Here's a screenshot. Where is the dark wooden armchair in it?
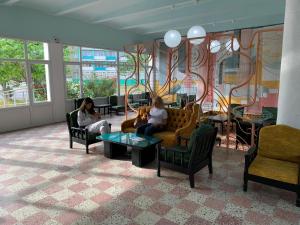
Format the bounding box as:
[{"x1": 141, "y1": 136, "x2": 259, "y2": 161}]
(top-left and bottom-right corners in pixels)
[
  {"x1": 74, "y1": 98, "x2": 85, "y2": 110},
  {"x1": 109, "y1": 95, "x2": 125, "y2": 115},
  {"x1": 157, "y1": 124, "x2": 218, "y2": 188},
  {"x1": 66, "y1": 110, "x2": 111, "y2": 154}
]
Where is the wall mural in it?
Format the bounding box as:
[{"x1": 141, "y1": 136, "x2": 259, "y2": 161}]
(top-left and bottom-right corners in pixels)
[{"x1": 123, "y1": 25, "x2": 283, "y2": 150}]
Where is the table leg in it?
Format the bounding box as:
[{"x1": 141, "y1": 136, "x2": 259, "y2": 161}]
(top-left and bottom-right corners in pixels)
[
  {"x1": 132, "y1": 145, "x2": 156, "y2": 167},
  {"x1": 104, "y1": 142, "x2": 127, "y2": 158}
]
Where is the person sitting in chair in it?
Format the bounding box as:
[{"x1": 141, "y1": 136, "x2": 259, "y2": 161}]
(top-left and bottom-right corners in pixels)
[
  {"x1": 77, "y1": 97, "x2": 111, "y2": 134},
  {"x1": 136, "y1": 96, "x2": 168, "y2": 136}
]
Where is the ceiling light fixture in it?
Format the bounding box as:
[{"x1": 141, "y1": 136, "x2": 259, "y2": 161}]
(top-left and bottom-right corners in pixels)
[
  {"x1": 164, "y1": 25, "x2": 206, "y2": 48},
  {"x1": 209, "y1": 40, "x2": 221, "y2": 53},
  {"x1": 164, "y1": 30, "x2": 182, "y2": 48},
  {"x1": 226, "y1": 38, "x2": 240, "y2": 52}
]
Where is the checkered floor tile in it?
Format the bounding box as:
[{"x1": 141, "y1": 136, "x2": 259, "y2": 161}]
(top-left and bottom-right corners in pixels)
[{"x1": 0, "y1": 114, "x2": 300, "y2": 225}]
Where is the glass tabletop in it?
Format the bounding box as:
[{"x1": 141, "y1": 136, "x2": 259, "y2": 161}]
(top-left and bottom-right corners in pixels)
[
  {"x1": 97, "y1": 132, "x2": 162, "y2": 148},
  {"x1": 208, "y1": 114, "x2": 228, "y2": 122}
]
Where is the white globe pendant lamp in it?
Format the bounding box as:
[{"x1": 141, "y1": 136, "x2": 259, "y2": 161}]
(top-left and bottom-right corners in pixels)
[
  {"x1": 209, "y1": 40, "x2": 221, "y2": 53},
  {"x1": 187, "y1": 25, "x2": 206, "y2": 45},
  {"x1": 226, "y1": 38, "x2": 240, "y2": 52},
  {"x1": 164, "y1": 30, "x2": 182, "y2": 48}
]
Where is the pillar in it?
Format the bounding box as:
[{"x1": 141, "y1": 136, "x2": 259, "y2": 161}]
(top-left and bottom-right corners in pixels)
[{"x1": 277, "y1": 0, "x2": 300, "y2": 128}]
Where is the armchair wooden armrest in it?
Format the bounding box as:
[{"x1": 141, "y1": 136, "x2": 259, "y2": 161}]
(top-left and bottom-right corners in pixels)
[
  {"x1": 71, "y1": 126, "x2": 87, "y2": 131},
  {"x1": 244, "y1": 146, "x2": 257, "y2": 171},
  {"x1": 166, "y1": 145, "x2": 188, "y2": 153},
  {"x1": 158, "y1": 145, "x2": 189, "y2": 167}
]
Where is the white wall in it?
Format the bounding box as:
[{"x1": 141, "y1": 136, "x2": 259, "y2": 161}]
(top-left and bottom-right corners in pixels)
[{"x1": 0, "y1": 43, "x2": 66, "y2": 133}]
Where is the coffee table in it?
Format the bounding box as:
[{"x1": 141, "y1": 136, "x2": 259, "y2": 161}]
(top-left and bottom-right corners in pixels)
[{"x1": 97, "y1": 132, "x2": 162, "y2": 167}]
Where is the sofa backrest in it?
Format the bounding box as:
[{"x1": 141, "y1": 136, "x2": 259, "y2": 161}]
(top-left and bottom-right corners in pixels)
[
  {"x1": 138, "y1": 105, "x2": 197, "y2": 132},
  {"x1": 258, "y1": 125, "x2": 300, "y2": 163}
]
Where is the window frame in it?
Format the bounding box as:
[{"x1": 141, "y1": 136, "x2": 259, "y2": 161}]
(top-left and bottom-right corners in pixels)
[
  {"x1": 0, "y1": 37, "x2": 51, "y2": 109},
  {"x1": 63, "y1": 46, "x2": 151, "y2": 100}
]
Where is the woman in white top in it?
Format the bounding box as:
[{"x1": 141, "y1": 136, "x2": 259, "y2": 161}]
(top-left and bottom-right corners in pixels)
[
  {"x1": 77, "y1": 97, "x2": 110, "y2": 134},
  {"x1": 136, "y1": 96, "x2": 168, "y2": 136}
]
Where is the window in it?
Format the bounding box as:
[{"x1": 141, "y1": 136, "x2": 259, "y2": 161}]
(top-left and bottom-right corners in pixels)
[
  {"x1": 30, "y1": 63, "x2": 50, "y2": 103},
  {"x1": 119, "y1": 52, "x2": 147, "y2": 95},
  {"x1": 0, "y1": 37, "x2": 50, "y2": 108},
  {"x1": 65, "y1": 64, "x2": 80, "y2": 99},
  {"x1": 64, "y1": 46, "x2": 118, "y2": 99},
  {"x1": 27, "y1": 41, "x2": 49, "y2": 60}
]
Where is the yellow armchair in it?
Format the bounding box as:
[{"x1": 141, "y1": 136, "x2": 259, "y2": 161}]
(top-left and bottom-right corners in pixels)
[
  {"x1": 244, "y1": 125, "x2": 300, "y2": 206},
  {"x1": 121, "y1": 104, "x2": 199, "y2": 147}
]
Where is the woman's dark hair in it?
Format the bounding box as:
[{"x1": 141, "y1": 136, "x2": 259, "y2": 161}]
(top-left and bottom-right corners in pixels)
[{"x1": 79, "y1": 97, "x2": 95, "y2": 114}]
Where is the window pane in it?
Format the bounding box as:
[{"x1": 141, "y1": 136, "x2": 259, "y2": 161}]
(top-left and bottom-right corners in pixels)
[
  {"x1": 0, "y1": 61, "x2": 28, "y2": 108},
  {"x1": 82, "y1": 47, "x2": 117, "y2": 62},
  {"x1": 27, "y1": 41, "x2": 49, "y2": 60},
  {"x1": 119, "y1": 51, "x2": 134, "y2": 64},
  {"x1": 119, "y1": 62, "x2": 145, "y2": 95},
  {"x1": 0, "y1": 38, "x2": 25, "y2": 59},
  {"x1": 82, "y1": 63, "x2": 117, "y2": 97},
  {"x1": 65, "y1": 64, "x2": 80, "y2": 99},
  {"x1": 31, "y1": 64, "x2": 50, "y2": 103},
  {"x1": 64, "y1": 45, "x2": 80, "y2": 62}
]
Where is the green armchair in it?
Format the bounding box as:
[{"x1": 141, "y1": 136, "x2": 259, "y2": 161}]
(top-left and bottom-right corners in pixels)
[{"x1": 157, "y1": 124, "x2": 218, "y2": 188}]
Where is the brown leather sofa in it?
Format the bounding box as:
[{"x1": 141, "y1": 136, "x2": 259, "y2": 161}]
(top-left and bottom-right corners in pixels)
[{"x1": 121, "y1": 105, "x2": 199, "y2": 148}]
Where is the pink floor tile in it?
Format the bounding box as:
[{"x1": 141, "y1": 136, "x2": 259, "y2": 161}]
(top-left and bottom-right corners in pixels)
[
  {"x1": 22, "y1": 212, "x2": 50, "y2": 225},
  {"x1": 184, "y1": 216, "x2": 212, "y2": 225},
  {"x1": 176, "y1": 199, "x2": 199, "y2": 213},
  {"x1": 274, "y1": 208, "x2": 300, "y2": 224},
  {"x1": 155, "y1": 218, "x2": 178, "y2": 225},
  {"x1": 68, "y1": 182, "x2": 89, "y2": 193},
  {"x1": 204, "y1": 197, "x2": 226, "y2": 211},
  {"x1": 230, "y1": 195, "x2": 252, "y2": 208},
  {"x1": 245, "y1": 211, "x2": 272, "y2": 225},
  {"x1": 149, "y1": 202, "x2": 171, "y2": 216}
]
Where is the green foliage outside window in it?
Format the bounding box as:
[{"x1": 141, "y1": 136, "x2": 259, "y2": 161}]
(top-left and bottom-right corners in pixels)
[
  {"x1": 83, "y1": 74, "x2": 116, "y2": 98},
  {"x1": 0, "y1": 38, "x2": 48, "y2": 106}
]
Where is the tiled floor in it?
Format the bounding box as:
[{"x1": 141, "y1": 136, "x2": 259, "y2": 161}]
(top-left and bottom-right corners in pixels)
[{"x1": 0, "y1": 114, "x2": 300, "y2": 225}]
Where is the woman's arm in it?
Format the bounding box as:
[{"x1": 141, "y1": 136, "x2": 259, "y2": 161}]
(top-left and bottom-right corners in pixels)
[{"x1": 77, "y1": 111, "x2": 93, "y2": 127}]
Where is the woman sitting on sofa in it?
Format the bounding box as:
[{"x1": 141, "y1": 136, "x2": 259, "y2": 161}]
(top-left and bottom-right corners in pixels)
[
  {"x1": 136, "y1": 96, "x2": 168, "y2": 136},
  {"x1": 77, "y1": 97, "x2": 111, "y2": 134}
]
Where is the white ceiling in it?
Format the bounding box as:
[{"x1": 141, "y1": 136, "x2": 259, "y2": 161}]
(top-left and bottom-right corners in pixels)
[{"x1": 0, "y1": 0, "x2": 286, "y2": 38}]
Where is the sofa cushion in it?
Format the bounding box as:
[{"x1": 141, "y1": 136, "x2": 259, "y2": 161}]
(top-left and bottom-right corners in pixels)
[
  {"x1": 258, "y1": 125, "x2": 300, "y2": 164},
  {"x1": 249, "y1": 156, "x2": 299, "y2": 184},
  {"x1": 153, "y1": 131, "x2": 176, "y2": 148},
  {"x1": 166, "y1": 108, "x2": 192, "y2": 132}
]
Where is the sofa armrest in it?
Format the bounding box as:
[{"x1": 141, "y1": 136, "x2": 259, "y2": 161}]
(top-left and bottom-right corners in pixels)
[
  {"x1": 176, "y1": 136, "x2": 190, "y2": 146},
  {"x1": 175, "y1": 121, "x2": 196, "y2": 139},
  {"x1": 121, "y1": 118, "x2": 136, "y2": 132},
  {"x1": 244, "y1": 146, "x2": 257, "y2": 172}
]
